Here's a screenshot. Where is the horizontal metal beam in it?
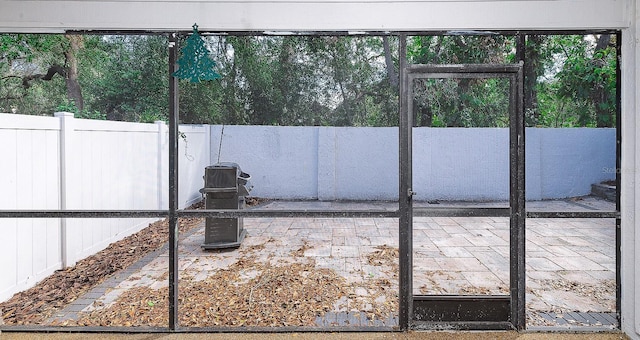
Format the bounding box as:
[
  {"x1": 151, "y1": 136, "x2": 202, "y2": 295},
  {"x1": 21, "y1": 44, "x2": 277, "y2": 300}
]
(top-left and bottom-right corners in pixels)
[
  {"x1": 526, "y1": 211, "x2": 620, "y2": 219},
  {"x1": 411, "y1": 321, "x2": 514, "y2": 331},
  {"x1": 178, "y1": 209, "x2": 399, "y2": 218},
  {"x1": 0, "y1": 209, "x2": 398, "y2": 219},
  {"x1": 413, "y1": 207, "x2": 510, "y2": 217},
  {"x1": 405, "y1": 29, "x2": 618, "y2": 36},
  {"x1": 407, "y1": 64, "x2": 523, "y2": 75},
  {"x1": 0, "y1": 210, "x2": 169, "y2": 218},
  {"x1": 0, "y1": 325, "x2": 397, "y2": 333},
  {"x1": 0, "y1": 209, "x2": 619, "y2": 219},
  {"x1": 63, "y1": 29, "x2": 619, "y2": 37}
]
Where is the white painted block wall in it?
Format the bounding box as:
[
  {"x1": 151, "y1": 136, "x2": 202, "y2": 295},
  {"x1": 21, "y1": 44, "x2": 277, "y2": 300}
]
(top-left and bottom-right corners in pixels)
[{"x1": 211, "y1": 125, "x2": 616, "y2": 201}]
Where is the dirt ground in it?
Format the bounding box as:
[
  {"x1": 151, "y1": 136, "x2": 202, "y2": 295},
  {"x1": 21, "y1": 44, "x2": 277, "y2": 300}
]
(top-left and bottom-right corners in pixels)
[{"x1": 0, "y1": 331, "x2": 629, "y2": 340}]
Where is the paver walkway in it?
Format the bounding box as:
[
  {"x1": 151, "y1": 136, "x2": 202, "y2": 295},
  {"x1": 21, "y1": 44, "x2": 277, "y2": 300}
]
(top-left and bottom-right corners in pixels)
[{"x1": 48, "y1": 197, "x2": 616, "y2": 329}]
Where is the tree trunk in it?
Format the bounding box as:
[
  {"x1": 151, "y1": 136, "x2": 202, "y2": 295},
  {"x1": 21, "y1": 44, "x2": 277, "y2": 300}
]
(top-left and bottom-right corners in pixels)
[
  {"x1": 64, "y1": 34, "x2": 84, "y2": 112},
  {"x1": 453, "y1": 77, "x2": 472, "y2": 127},
  {"x1": 382, "y1": 36, "x2": 398, "y2": 89},
  {"x1": 524, "y1": 35, "x2": 545, "y2": 125},
  {"x1": 592, "y1": 34, "x2": 613, "y2": 127},
  {"x1": 417, "y1": 101, "x2": 433, "y2": 127}
]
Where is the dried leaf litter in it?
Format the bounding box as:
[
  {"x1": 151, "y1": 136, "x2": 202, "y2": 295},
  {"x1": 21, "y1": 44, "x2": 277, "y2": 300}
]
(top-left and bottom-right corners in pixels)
[
  {"x1": 64, "y1": 242, "x2": 399, "y2": 327},
  {"x1": 0, "y1": 202, "x2": 205, "y2": 325}
]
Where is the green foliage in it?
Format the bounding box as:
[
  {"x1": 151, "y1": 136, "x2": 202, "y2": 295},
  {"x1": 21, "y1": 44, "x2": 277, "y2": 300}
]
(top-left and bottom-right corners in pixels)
[
  {"x1": 525, "y1": 35, "x2": 616, "y2": 127},
  {"x1": 0, "y1": 34, "x2": 69, "y2": 114},
  {"x1": 407, "y1": 34, "x2": 616, "y2": 128},
  {"x1": 56, "y1": 99, "x2": 106, "y2": 120},
  {"x1": 408, "y1": 35, "x2": 514, "y2": 65},
  {"x1": 413, "y1": 77, "x2": 509, "y2": 128},
  {"x1": 82, "y1": 35, "x2": 169, "y2": 122},
  {"x1": 210, "y1": 35, "x2": 397, "y2": 126},
  {"x1": 408, "y1": 35, "x2": 514, "y2": 127},
  {"x1": 0, "y1": 33, "x2": 616, "y2": 128},
  {"x1": 1, "y1": 35, "x2": 33, "y2": 62},
  {"x1": 0, "y1": 34, "x2": 68, "y2": 64},
  {"x1": 555, "y1": 36, "x2": 616, "y2": 127}
]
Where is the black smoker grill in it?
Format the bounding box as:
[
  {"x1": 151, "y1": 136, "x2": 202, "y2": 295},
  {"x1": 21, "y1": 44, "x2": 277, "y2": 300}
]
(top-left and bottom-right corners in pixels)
[{"x1": 200, "y1": 162, "x2": 252, "y2": 249}]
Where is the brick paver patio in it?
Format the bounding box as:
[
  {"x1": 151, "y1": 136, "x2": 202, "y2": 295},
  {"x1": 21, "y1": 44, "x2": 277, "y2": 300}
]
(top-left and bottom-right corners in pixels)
[{"x1": 48, "y1": 197, "x2": 616, "y2": 329}]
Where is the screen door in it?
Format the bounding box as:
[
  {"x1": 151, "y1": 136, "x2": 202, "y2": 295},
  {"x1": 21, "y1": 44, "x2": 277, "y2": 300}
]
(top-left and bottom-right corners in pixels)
[{"x1": 402, "y1": 64, "x2": 525, "y2": 330}]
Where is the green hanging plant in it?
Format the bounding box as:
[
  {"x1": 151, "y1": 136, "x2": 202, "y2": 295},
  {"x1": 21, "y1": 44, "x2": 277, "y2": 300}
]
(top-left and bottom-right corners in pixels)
[{"x1": 172, "y1": 23, "x2": 222, "y2": 83}]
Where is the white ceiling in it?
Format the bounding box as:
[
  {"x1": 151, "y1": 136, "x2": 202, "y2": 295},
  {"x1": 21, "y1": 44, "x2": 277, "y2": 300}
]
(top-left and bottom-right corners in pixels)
[{"x1": 0, "y1": 0, "x2": 630, "y2": 33}]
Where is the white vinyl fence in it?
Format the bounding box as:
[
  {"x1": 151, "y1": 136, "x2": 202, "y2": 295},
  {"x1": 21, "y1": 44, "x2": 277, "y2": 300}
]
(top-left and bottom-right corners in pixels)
[
  {"x1": 0, "y1": 114, "x2": 615, "y2": 303},
  {"x1": 0, "y1": 113, "x2": 209, "y2": 303}
]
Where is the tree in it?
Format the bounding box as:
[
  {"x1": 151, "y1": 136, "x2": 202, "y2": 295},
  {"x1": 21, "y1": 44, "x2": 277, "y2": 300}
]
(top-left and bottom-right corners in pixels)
[
  {"x1": 407, "y1": 35, "x2": 515, "y2": 127},
  {"x1": 558, "y1": 34, "x2": 616, "y2": 127},
  {"x1": 83, "y1": 35, "x2": 169, "y2": 121},
  {"x1": 303, "y1": 36, "x2": 397, "y2": 126},
  {"x1": 1, "y1": 34, "x2": 65, "y2": 114},
  {"x1": 1, "y1": 33, "x2": 616, "y2": 128},
  {"x1": 536, "y1": 35, "x2": 617, "y2": 127},
  {"x1": 0, "y1": 34, "x2": 86, "y2": 113}
]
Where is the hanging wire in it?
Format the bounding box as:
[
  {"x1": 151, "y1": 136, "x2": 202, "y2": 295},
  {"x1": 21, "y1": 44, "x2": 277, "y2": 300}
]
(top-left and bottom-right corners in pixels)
[
  {"x1": 183, "y1": 137, "x2": 195, "y2": 161},
  {"x1": 217, "y1": 124, "x2": 225, "y2": 163}
]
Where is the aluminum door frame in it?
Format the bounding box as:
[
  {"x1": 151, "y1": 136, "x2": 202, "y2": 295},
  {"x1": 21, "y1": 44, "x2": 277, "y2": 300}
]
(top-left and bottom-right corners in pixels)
[{"x1": 398, "y1": 61, "x2": 525, "y2": 330}]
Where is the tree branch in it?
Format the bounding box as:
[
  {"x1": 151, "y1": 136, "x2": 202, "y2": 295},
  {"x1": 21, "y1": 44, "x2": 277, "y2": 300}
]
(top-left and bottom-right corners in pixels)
[
  {"x1": 1, "y1": 94, "x2": 25, "y2": 101},
  {"x1": 1, "y1": 75, "x2": 23, "y2": 81},
  {"x1": 21, "y1": 64, "x2": 66, "y2": 89}
]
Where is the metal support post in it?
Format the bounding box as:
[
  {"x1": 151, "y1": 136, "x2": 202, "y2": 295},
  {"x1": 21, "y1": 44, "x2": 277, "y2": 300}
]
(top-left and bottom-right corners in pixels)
[
  {"x1": 398, "y1": 33, "x2": 413, "y2": 331},
  {"x1": 511, "y1": 35, "x2": 526, "y2": 330},
  {"x1": 615, "y1": 30, "x2": 622, "y2": 326},
  {"x1": 168, "y1": 33, "x2": 180, "y2": 330}
]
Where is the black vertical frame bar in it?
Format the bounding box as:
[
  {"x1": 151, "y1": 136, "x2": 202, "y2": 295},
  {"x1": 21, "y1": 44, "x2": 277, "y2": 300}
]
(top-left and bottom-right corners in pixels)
[
  {"x1": 615, "y1": 30, "x2": 622, "y2": 326},
  {"x1": 398, "y1": 33, "x2": 413, "y2": 331},
  {"x1": 509, "y1": 55, "x2": 526, "y2": 330},
  {"x1": 168, "y1": 33, "x2": 180, "y2": 330},
  {"x1": 515, "y1": 33, "x2": 525, "y2": 68}
]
